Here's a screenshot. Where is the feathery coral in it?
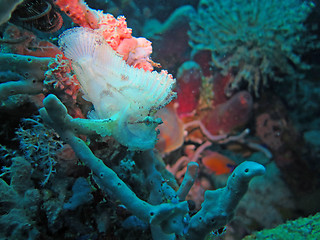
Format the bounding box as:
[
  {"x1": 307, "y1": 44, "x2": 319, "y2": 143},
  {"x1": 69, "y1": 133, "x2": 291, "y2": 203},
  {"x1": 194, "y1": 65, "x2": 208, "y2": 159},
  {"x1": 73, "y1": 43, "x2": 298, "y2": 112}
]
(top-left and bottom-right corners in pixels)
[{"x1": 189, "y1": 0, "x2": 316, "y2": 96}]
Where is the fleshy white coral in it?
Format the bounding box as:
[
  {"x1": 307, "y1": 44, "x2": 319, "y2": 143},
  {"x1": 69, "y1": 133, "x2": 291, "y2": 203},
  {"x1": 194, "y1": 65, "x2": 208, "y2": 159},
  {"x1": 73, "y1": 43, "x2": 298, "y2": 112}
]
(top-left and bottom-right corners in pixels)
[{"x1": 189, "y1": 0, "x2": 317, "y2": 96}]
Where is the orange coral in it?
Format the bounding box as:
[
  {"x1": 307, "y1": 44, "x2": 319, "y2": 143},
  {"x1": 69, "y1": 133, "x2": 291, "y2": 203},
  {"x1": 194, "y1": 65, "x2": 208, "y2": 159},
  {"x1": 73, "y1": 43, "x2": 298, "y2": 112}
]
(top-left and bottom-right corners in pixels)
[
  {"x1": 54, "y1": 0, "x2": 99, "y2": 29},
  {"x1": 44, "y1": 54, "x2": 80, "y2": 100},
  {"x1": 54, "y1": 0, "x2": 154, "y2": 71},
  {"x1": 97, "y1": 14, "x2": 132, "y2": 50}
]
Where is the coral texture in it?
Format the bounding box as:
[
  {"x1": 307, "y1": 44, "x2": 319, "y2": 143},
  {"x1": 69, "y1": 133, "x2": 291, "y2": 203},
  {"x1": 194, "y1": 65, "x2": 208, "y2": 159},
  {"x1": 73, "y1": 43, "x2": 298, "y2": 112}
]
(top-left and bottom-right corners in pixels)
[
  {"x1": 189, "y1": 0, "x2": 316, "y2": 96},
  {"x1": 243, "y1": 212, "x2": 320, "y2": 240},
  {"x1": 55, "y1": 0, "x2": 155, "y2": 71},
  {"x1": 38, "y1": 94, "x2": 265, "y2": 240}
]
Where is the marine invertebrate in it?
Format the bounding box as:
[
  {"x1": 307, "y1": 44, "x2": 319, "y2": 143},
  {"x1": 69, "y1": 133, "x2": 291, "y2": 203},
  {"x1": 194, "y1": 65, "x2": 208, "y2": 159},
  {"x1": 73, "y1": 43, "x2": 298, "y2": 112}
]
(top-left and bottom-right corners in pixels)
[
  {"x1": 243, "y1": 212, "x2": 320, "y2": 239},
  {"x1": 189, "y1": 0, "x2": 316, "y2": 96},
  {"x1": 10, "y1": 0, "x2": 63, "y2": 33},
  {"x1": 186, "y1": 161, "x2": 265, "y2": 240},
  {"x1": 0, "y1": 24, "x2": 62, "y2": 57},
  {"x1": 15, "y1": 116, "x2": 63, "y2": 185},
  {"x1": 55, "y1": 0, "x2": 156, "y2": 71},
  {"x1": 54, "y1": 0, "x2": 100, "y2": 29},
  {"x1": 44, "y1": 54, "x2": 80, "y2": 101},
  {"x1": 40, "y1": 94, "x2": 190, "y2": 237},
  {"x1": 175, "y1": 61, "x2": 202, "y2": 117},
  {"x1": 58, "y1": 27, "x2": 176, "y2": 150},
  {"x1": 40, "y1": 93, "x2": 265, "y2": 239},
  {"x1": 201, "y1": 91, "x2": 253, "y2": 135},
  {"x1": 0, "y1": 53, "x2": 51, "y2": 104}
]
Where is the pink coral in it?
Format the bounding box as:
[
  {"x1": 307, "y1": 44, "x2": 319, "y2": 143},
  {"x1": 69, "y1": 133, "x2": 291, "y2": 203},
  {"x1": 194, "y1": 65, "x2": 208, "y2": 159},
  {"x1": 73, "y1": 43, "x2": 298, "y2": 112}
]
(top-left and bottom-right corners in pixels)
[
  {"x1": 54, "y1": 0, "x2": 154, "y2": 71},
  {"x1": 54, "y1": 0, "x2": 99, "y2": 29},
  {"x1": 97, "y1": 13, "x2": 132, "y2": 50},
  {"x1": 126, "y1": 37, "x2": 153, "y2": 71},
  {"x1": 44, "y1": 54, "x2": 80, "y2": 100}
]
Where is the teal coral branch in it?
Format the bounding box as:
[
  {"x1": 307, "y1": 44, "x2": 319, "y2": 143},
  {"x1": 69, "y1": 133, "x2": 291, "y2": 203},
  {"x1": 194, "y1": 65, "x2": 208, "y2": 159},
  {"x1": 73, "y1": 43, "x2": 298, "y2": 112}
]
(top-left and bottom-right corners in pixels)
[
  {"x1": 39, "y1": 94, "x2": 189, "y2": 235},
  {"x1": 0, "y1": 79, "x2": 43, "y2": 102},
  {"x1": 0, "y1": 53, "x2": 51, "y2": 103},
  {"x1": 40, "y1": 94, "x2": 266, "y2": 240},
  {"x1": 177, "y1": 162, "x2": 199, "y2": 201},
  {"x1": 186, "y1": 161, "x2": 265, "y2": 240}
]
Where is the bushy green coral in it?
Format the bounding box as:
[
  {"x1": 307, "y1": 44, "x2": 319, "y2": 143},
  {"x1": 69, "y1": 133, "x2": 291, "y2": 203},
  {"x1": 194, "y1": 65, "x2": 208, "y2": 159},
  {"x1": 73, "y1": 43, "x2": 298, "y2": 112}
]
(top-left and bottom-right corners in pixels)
[
  {"x1": 243, "y1": 212, "x2": 320, "y2": 240},
  {"x1": 189, "y1": 0, "x2": 317, "y2": 96}
]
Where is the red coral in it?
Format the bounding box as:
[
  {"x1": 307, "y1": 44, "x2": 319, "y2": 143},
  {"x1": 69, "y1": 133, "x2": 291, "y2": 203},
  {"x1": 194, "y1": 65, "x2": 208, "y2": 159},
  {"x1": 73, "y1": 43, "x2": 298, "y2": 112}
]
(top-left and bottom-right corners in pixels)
[
  {"x1": 201, "y1": 91, "x2": 253, "y2": 135},
  {"x1": 212, "y1": 73, "x2": 233, "y2": 106},
  {"x1": 175, "y1": 61, "x2": 202, "y2": 117}
]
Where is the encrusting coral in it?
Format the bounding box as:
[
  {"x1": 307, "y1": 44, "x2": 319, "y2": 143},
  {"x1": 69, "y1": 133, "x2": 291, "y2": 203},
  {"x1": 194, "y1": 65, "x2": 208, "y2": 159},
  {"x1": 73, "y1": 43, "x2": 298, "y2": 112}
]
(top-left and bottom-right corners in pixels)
[{"x1": 243, "y1": 212, "x2": 320, "y2": 240}]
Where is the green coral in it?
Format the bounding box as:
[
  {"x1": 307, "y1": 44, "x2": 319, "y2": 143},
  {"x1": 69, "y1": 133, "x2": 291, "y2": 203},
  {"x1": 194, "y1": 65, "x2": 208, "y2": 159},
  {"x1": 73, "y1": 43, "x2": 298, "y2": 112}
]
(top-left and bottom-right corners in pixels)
[
  {"x1": 243, "y1": 212, "x2": 320, "y2": 240},
  {"x1": 189, "y1": 0, "x2": 317, "y2": 96}
]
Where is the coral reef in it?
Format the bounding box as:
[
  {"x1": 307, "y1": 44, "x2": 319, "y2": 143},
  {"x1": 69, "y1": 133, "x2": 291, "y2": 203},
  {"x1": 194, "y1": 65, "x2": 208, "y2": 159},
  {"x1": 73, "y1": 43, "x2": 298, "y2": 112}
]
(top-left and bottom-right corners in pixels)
[
  {"x1": 0, "y1": 0, "x2": 320, "y2": 239},
  {"x1": 39, "y1": 93, "x2": 265, "y2": 239}
]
